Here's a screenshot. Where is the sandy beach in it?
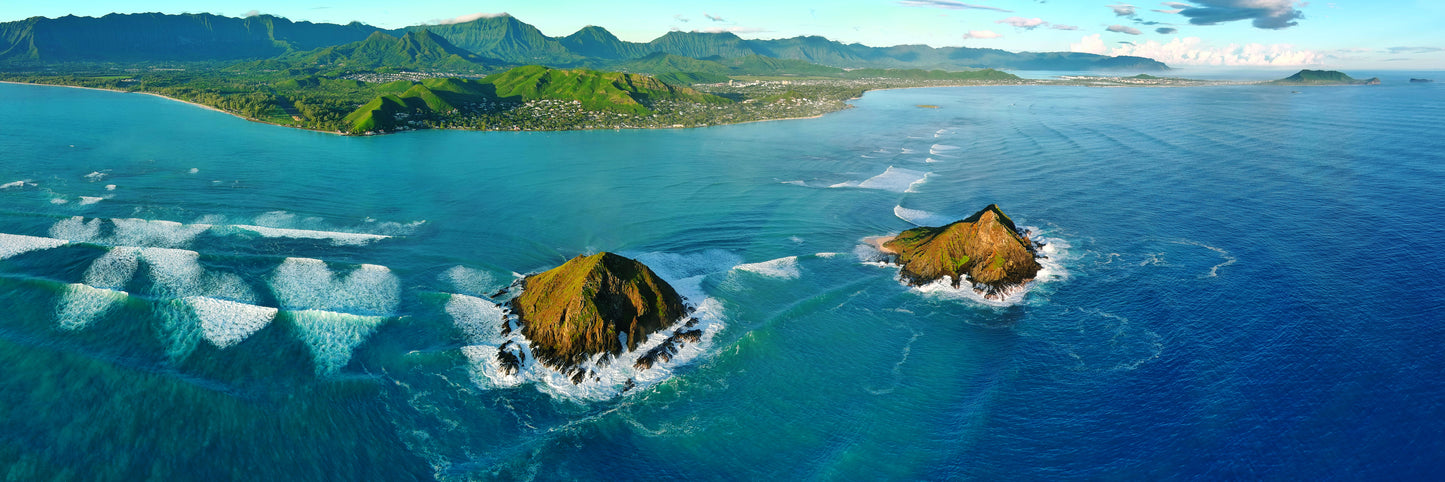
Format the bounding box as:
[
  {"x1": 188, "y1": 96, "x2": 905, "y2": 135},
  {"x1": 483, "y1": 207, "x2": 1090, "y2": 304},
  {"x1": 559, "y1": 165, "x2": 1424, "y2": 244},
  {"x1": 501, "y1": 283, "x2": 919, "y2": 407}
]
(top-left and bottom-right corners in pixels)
[{"x1": 862, "y1": 235, "x2": 900, "y2": 254}]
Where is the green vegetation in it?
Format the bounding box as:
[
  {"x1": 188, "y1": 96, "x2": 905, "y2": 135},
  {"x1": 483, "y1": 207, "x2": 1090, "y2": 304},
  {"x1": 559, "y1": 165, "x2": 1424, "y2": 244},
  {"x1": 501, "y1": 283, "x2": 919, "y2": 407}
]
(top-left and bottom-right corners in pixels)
[{"x1": 884, "y1": 204, "x2": 1042, "y2": 295}]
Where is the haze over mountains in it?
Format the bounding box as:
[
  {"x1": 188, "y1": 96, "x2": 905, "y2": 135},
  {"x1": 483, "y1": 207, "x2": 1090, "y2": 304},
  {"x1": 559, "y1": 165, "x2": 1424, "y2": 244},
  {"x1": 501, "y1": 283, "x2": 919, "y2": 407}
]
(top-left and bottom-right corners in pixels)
[{"x1": 0, "y1": 12, "x2": 1169, "y2": 72}]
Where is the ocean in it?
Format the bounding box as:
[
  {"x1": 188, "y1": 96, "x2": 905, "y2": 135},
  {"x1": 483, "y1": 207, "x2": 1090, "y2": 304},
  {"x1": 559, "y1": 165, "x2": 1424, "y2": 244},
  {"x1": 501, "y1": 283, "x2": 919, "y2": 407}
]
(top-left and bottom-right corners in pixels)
[{"x1": 0, "y1": 74, "x2": 1442, "y2": 480}]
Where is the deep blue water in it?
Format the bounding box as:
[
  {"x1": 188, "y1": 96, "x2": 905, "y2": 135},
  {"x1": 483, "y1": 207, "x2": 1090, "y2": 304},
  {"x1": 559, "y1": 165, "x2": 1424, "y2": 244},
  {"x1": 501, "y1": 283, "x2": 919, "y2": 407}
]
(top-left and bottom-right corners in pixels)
[{"x1": 1, "y1": 76, "x2": 1442, "y2": 480}]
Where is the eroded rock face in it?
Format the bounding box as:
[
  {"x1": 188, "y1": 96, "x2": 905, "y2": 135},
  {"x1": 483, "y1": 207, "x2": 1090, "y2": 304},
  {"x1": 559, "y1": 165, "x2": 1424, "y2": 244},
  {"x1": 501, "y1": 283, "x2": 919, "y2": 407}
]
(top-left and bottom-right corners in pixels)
[
  {"x1": 883, "y1": 204, "x2": 1043, "y2": 297},
  {"x1": 510, "y1": 252, "x2": 686, "y2": 371}
]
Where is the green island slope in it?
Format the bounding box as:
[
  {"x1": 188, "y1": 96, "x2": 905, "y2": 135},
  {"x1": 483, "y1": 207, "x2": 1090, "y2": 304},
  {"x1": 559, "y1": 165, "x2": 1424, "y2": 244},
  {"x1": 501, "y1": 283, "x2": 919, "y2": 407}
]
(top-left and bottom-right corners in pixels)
[
  {"x1": 510, "y1": 253, "x2": 687, "y2": 374},
  {"x1": 340, "y1": 66, "x2": 729, "y2": 133},
  {"x1": 883, "y1": 204, "x2": 1043, "y2": 298}
]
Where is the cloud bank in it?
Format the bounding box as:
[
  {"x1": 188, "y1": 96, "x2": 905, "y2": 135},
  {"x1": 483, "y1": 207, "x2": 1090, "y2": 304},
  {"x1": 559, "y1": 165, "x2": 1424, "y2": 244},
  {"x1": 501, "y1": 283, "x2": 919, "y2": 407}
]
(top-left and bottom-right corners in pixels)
[
  {"x1": 436, "y1": 12, "x2": 509, "y2": 25},
  {"x1": 1072, "y1": 34, "x2": 1323, "y2": 66},
  {"x1": 897, "y1": 0, "x2": 1013, "y2": 12},
  {"x1": 963, "y1": 30, "x2": 1004, "y2": 39},
  {"x1": 1172, "y1": 0, "x2": 1305, "y2": 29}
]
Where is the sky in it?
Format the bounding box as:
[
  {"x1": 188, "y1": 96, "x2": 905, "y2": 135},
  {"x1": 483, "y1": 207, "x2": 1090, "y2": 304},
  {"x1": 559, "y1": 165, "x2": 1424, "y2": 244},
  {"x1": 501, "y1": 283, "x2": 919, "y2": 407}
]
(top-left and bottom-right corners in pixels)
[{"x1": 2, "y1": 0, "x2": 1441, "y2": 69}]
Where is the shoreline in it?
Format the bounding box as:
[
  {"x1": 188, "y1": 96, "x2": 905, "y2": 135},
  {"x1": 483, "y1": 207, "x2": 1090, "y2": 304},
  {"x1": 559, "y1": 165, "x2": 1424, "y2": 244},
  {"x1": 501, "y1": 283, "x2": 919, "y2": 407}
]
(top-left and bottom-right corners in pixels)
[{"x1": 862, "y1": 235, "x2": 900, "y2": 255}]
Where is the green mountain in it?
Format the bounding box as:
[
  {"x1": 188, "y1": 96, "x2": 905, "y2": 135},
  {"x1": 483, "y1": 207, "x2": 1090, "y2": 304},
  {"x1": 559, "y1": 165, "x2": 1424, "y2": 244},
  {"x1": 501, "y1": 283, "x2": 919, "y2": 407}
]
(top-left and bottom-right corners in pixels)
[
  {"x1": 1270, "y1": 69, "x2": 1380, "y2": 85},
  {"x1": 268, "y1": 30, "x2": 500, "y2": 73},
  {"x1": 610, "y1": 52, "x2": 845, "y2": 84},
  {"x1": 341, "y1": 66, "x2": 728, "y2": 133},
  {"x1": 0, "y1": 13, "x2": 376, "y2": 62},
  {"x1": 0, "y1": 12, "x2": 1171, "y2": 72},
  {"x1": 404, "y1": 15, "x2": 582, "y2": 65},
  {"x1": 559, "y1": 26, "x2": 647, "y2": 60}
]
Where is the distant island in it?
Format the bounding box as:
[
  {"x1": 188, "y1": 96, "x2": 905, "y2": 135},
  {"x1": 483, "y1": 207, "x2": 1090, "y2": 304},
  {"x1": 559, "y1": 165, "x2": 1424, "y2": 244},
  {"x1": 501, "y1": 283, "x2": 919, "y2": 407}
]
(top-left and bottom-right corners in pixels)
[
  {"x1": 1269, "y1": 69, "x2": 1381, "y2": 86},
  {"x1": 1410, "y1": 78, "x2": 1434, "y2": 83}
]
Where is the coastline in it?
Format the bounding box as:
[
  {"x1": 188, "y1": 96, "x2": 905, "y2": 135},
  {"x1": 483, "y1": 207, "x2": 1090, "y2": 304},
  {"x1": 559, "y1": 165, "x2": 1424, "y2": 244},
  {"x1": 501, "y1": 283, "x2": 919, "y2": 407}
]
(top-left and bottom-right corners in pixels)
[
  {"x1": 0, "y1": 80, "x2": 347, "y2": 136},
  {"x1": 862, "y1": 235, "x2": 900, "y2": 254}
]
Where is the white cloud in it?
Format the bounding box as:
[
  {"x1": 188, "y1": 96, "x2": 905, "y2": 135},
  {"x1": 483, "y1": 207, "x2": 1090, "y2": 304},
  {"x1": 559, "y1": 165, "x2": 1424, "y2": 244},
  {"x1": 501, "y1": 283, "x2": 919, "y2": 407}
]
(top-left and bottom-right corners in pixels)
[
  {"x1": 1108, "y1": 25, "x2": 1144, "y2": 35},
  {"x1": 1051, "y1": 24, "x2": 1081, "y2": 30},
  {"x1": 1110, "y1": 4, "x2": 1138, "y2": 16},
  {"x1": 705, "y1": 13, "x2": 726, "y2": 22},
  {"x1": 963, "y1": 30, "x2": 1003, "y2": 39},
  {"x1": 436, "y1": 12, "x2": 509, "y2": 25},
  {"x1": 697, "y1": 26, "x2": 768, "y2": 34},
  {"x1": 1071, "y1": 33, "x2": 1324, "y2": 66},
  {"x1": 997, "y1": 17, "x2": 1048, "y2": 29}
]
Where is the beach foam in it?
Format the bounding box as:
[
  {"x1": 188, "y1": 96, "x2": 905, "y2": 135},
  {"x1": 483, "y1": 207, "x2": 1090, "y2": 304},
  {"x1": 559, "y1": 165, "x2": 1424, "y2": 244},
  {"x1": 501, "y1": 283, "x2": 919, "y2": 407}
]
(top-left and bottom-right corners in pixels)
[
  {"x1": 0, "y1": 233, "x2": 69, "y2": 259},
  {"x1": 733, "y1": 256, "x2": 801, "y2": 279},
  {"x1": 54, "y1": 284, "x2": 129, "y2": 330},
  {"x1": 187, "y1": 296, "x2": 278, "y2": 348},
  {"x1": 290, "y1": 309, "x2": 387, "y2": 375}
]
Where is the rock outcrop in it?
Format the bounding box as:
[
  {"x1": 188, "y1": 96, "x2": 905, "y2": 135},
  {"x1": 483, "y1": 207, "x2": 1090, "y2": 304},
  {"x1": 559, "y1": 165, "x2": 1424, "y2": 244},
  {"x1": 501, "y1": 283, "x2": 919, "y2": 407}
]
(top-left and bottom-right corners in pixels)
[
  {"x1": 882, "y1": 204, "x2": 1043, "y2": 298},
  {"x1": 510, "y1": 252, "x2": 686, "y2": 372}
]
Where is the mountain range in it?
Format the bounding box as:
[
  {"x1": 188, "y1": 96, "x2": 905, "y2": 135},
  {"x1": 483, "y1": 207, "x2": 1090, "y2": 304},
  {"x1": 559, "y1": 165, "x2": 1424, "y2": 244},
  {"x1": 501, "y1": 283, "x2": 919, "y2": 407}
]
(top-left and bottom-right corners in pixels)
[{"x1": 0, "y1": 12, "x2": 1169, "y2": 72}]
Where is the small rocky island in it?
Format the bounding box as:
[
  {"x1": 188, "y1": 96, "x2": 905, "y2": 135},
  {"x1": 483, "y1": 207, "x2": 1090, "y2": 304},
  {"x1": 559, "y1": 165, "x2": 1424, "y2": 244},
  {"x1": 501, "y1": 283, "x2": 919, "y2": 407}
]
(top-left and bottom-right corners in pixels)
[
  {"x1": 507, "y1": 252, "x2": 699, "y2": 383},
  {"x1": 876, "y1": 204, "x2": 1044, "y2": 299}
]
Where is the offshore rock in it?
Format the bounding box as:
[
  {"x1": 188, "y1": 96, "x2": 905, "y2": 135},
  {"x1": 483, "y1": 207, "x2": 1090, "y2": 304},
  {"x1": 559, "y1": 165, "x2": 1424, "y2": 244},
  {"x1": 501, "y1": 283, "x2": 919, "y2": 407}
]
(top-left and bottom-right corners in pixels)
[
  {"x1": 882, "y1": 204, "x2": 1043, "y2": 298},
  {"x1": 511, "y1": 252, "x2": 686, "y2": 373}
]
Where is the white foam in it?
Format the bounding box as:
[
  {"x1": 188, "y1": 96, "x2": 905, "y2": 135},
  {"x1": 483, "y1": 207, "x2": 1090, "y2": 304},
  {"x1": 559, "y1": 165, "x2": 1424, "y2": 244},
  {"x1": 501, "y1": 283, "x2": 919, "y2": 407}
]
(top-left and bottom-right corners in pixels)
[
  {"x1": 733, "y1": 256, "x2": 801, "y2": 279},
  {"x1": 461, "y1": 344, "x2": 526, "y2": 388},
  {"x1": 83, "y1": 171, "x2": 107, "y2": 182},
  {"x1": 229, "y1": 224, "x2": 389, "y2": 246},
  {"x1": 111, "y1": 218, "x2": 212, "y2": 248},
  {"x1": 50, "y1": 198, "x2": 69, "y2": 205},
  {"x1": 446, "y1": 294, "x2": 507, "y2": 344},
  {"x1": 781, "y1": 180, "x2": 808, "y2": 187},
  {"x1": 188, "y1": 168, "x2": 199, "y2": 174},
  {"x1": 0, "y1": 233, "x2": 68, "y2": 259},
  {"x1": 904, "y1": 172, "x2": 933, "y2": 193},
  {"x1": 893, "y1": 205, "x2": 955, "y2": 227},
  {"x1": 290, "y1": 309, "x2": 387, "y2": 375},
  {"x1": 0, "y1": 180, "x2": 26, "y2": 189},
  {"x1": 855, "y1": 166, "x2": 930, "y2": 192},
  {"x1": 1174, "y1": 241, "x2": 1236, "y2": 277},
  {"x1": 929, "y1": 144, "x2": 960, "y2": 156},
  {"x1": 83, "y1": 247, "x2": 140, "y2": 289},
  {"x1": 901, "y1": 148, "x2": 918, "y2": 154},
  {"x1": 49, "y1": 217, "x2": 102, "y2": 243},
  {"x1": 138, "y1": 247, "x2": 257, "y2": 303},
  {"x1": 270, "y1": 258, "x2": 399, "y2": 315},
  {"x1": 54, "y1": 283, "x2": 128, "y2": 330},
  {"x1": 104, "y1": 184, "x2": 116, "y2": 191},
  {"x1": 78, "y1": 196, "x2": 103, "y2": 206},
  {"x1": 187, "y1": 296, "x2": 278, "y2": 348},
  {"x1": 925, "y1": 157, "x2": 942, "y2": 163},
  {"x1": 443, "y1": 266, "x2": 497, "y2": 296}
]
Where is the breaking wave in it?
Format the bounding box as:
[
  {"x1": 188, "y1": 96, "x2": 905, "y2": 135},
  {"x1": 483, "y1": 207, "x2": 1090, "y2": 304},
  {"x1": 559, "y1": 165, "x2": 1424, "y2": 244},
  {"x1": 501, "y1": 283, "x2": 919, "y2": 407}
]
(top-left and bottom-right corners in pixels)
[
  {"x1": 187, "y1": 296, "x2": 278, "y2": 349},
  {"x1": 270, "y1": 258, "x2": 400, "y2": 316},
  {"x1": 0, "y1": 233, "x2": 68, "y2": 259},
  {"x1": 831, "y1": 166, "x2": 930, "y2": 193},
  {"x1": 892, "y1": 206, "x2": 955, "y2": 227},
  {"x1": 55, "y1": 284, "x2": 129, "y2": 331},
  {"x1": 732, "y1": 256, "x2": 801, "y2": 279},
  {"x1": 289, "y1": 309, "x2": 387, "y2": 375}
]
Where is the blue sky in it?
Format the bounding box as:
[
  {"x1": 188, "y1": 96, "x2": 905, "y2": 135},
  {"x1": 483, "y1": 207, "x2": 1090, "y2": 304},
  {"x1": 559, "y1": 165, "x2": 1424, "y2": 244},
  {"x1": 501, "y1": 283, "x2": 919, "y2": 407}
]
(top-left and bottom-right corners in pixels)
[{"x1": 4, "y1": 1, "x2": 1441, "y2": 69}]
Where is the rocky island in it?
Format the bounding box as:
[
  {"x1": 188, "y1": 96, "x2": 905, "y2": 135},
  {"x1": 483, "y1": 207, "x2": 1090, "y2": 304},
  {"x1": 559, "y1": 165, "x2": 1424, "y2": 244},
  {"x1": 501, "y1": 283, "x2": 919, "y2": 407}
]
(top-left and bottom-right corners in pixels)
[
  {"x1": 507, "y1": 252, "x2": 698, "y2": 383},
  {"x1": 1269, "y1": 69, "x2": 1380, "y2": 85},
  {"x1": 876, "y1": 204, "x2": 1044, "y2": 299}
]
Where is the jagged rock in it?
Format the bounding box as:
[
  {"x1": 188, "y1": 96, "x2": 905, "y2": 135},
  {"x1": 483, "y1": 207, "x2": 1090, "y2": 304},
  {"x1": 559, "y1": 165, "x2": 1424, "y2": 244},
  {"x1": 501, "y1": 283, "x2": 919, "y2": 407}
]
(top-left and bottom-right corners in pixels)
[
  {"x1": 882, "y1": 204, "x2": 1043, "y2": 298},
  {"x1": 511, "y1": 252, "x2": 686, "y2": 373},
  {"x1": 633, "y1": 328, "x2": 703, "y2": 370}
]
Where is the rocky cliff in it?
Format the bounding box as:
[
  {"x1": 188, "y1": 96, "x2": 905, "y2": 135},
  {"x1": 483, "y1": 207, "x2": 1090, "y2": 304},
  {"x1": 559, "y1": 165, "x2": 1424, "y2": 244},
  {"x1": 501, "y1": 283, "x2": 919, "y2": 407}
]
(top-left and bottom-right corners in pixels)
[{"x1": 510, "y1": 252, "x2": 686, "y2": 371}]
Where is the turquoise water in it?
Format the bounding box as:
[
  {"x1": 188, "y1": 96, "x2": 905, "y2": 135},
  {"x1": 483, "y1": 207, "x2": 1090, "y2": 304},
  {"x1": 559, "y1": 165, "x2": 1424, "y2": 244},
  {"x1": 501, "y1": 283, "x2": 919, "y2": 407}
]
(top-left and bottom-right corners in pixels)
[{"x1": 1, "y1": 76, "x2": 1443, "y2": 479}]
